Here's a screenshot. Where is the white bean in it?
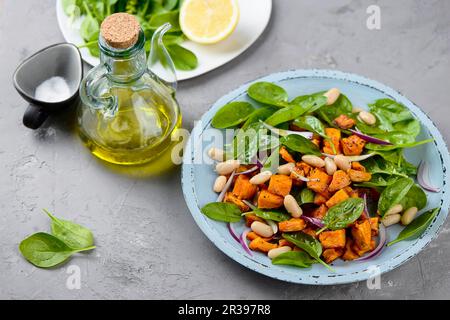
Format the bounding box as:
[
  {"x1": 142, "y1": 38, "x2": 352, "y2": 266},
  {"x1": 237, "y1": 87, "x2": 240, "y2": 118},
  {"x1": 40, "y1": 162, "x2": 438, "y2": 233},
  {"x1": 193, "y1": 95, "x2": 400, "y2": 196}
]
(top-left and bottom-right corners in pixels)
[
  {"x1": 352, "y1": 107, "x2": 364, "y2": 113},
  {"x1": 302, "y1": 155, "x2": 325, "y2": 168},
  {"x1": 213, "y1": 176, "x2": 227, "y2": 193},
  {"x1": 268, "y1": 246, "x2": 292, "y2": 259},
  {"x1": 324, "y1": 157, "x2": 337, "y2": 175},
  {"x1": 358, "y1": 111, "x2": 377, "y2": 125},
  {"x1": 381, "y1": 214, "x2": 401, "y2": 227},
  {"x1": 277, "y1": 162, "x2": 295, "y2": 175},
  {"x1": 401, "y1": 207, "x2": 418, "y2": 226},
  {"x1": 215, "y1": 160, "x2": 240, "y2": 175},
  {"x1": 284, "y1": 194, "x2": 303, "y2": 218},
  {"x1": 207, "y1": 147, "x2": 224, "y2": 161},
  {"x1": 323, "y1": 88, "x2": 340, "y2": 105},
  {"x1": 385, "y1": 204, "x2": 403, "y2": 216},
  {"x1": 250, "y1": 171, "x2": 272, "y2": 185},
  {"x1": 251, "y1": 221, "x2": 274, "y2": 238},
  {"x1": 333, "y1": 154, "x2": 351, "y2": 171}
]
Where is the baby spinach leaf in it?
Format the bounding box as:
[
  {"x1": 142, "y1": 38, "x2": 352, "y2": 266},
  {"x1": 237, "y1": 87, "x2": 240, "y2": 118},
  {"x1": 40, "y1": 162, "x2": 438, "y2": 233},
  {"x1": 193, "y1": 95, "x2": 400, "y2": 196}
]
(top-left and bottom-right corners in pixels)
[
  {"x1": 368, "y1": 99, "x2": 413, "y2": 129},
  {"x1": 378, "y1": 177, "x2": 414, "y2": 216},
  {"x1": 201, "y1": 202, "x2": 242, "y2": 222},
  {"x1": 321, "y1": 198, "x2": 364, "y2": 231},
  {"x1": 387, "y1": 207, "x2": 439, "y2": 246},
  {"x1": 292, "y1": 115, "x2": 327, "y2": 138},
  {"x1": 272, "y1": 251, "x2": 316, "y2": 268},
  {"x1": 282, "y1": 233, "x2": 334, "y2": 271},
  {"x1": 166, "y1": 44, "x2": 198, "y2": 71},
  {"x1": 297, "y1": 188, "x2": 315, "y2": 204},
  {"x1": 265, "y1": 104, "x2": 309, "y2": 126},
  {"x1": 44, "y1": 209, "x2": 94, "y2": 250},
  {"x1": 263, "y1": 147, "x2": 281, "y2": 173},
  {"x1": 212, "y1": 102, "x2": 255, "y2": 129},
  {"x1": 252, "y1": 209, "x2": 290, "y2": 222},
  {"x1": 19, "y1": 233, "x2": 95, "y2": 268},
  {"x1": 281, "y1": 135, "x2": 321, "y2": 156},
  {"x1": 398, "y1": 184, "x2": 427, "y2": 211},
  {"x1": 247, "y1": 82, "x2": 288, "y2": 107},
  {"x1": 316, "y1": 93, "x2": 353, "y2": 126},
  {"x1": 148, "y1": 11, "x2": 181, "y2": 31},
  {"x1": 242, "y1": 106, "x2": 278, "y2": 130},
  {"x1": 366, "y1": 139, "x2": 433, "y2": 151},
  {"x1": 80, "y1": 15, "x2": 99, "y2": 42}
]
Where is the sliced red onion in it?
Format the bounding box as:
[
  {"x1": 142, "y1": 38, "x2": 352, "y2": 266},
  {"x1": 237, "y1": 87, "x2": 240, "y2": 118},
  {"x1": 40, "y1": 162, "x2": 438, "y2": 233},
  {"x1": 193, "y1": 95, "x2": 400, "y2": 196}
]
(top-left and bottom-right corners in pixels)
[
  {"x1": 256, "y1": 159, "x2": 264, "y2": 169},
  {"x1": 301, "y1": 216, "x2": 325, "y2": 228},
  {"x1": 239, "y1": 229, "x2": 253, "y2": 256},
  {"x1": 266, "y1": 219, "x2": 278, "y2": 234},
  {"x1": 321, "y1": 152, "x2": 375, "y2": 162},
  {"x1": 291, "y1": 170, "x2": 319, "y2": 182},
  {"x1": 355, "y1": 224, "x2": 386, "y2": 261},
  {"x1": 260, "y1": 121, "x2": 313, "y2": 139},
  {"x1": 350, "y1": 128, "x2": 393, "y2": 145},
  {"x1": 242, "y1": 199, "x2": 258, "y2": 211},
  {"x1": 235, "y1": 165, "x2": 259, "y2": 176},
  {"x1": 216, "y1": 170, "x2": 236, "y2": 202},
  {"x1": 417, "y1": 160, "x2": 441, "y2": 192},
  {"x1": 228, "y1": 223, "x2": 240, "y2": 243},
  {"x1": 362, "y1": 193, "x2": 369, "y2": 220}
]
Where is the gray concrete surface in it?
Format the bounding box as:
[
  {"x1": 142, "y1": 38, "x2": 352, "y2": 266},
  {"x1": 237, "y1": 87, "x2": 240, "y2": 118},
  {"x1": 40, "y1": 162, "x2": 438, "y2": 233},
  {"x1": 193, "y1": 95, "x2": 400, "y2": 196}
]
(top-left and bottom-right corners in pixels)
[{"x1": 1, "y1": 0, "x2": 450, "y2": 299}]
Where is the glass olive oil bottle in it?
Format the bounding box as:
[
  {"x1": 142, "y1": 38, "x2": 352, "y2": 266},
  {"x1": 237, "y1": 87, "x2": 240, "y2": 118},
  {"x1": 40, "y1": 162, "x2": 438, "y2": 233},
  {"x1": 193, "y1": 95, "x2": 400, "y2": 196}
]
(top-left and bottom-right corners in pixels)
[{"x1": 78, "y1": 13, "x2": 181, "y2": 165}]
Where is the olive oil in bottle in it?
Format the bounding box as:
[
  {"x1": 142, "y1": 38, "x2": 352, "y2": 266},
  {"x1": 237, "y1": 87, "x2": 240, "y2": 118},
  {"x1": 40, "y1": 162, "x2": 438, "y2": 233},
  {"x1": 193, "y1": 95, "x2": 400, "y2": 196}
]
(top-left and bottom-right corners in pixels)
[{"x1": 78, "y1": 13, "x2": 181, "y2": 165}]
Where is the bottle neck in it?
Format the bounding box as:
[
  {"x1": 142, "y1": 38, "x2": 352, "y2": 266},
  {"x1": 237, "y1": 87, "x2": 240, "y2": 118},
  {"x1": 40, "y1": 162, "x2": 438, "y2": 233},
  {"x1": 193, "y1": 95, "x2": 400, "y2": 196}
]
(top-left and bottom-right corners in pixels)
[{"x1": 99, "y1": 30, "x2": 147, "y2": 83}]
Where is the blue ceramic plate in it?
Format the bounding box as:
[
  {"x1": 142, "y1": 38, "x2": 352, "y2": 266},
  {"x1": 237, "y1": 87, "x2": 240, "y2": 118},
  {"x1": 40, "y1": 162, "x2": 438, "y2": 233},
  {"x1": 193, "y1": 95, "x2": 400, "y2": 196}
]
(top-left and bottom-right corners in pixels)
[{"x1": 181, "y1": 69, "x2": 450, "y2": 285}]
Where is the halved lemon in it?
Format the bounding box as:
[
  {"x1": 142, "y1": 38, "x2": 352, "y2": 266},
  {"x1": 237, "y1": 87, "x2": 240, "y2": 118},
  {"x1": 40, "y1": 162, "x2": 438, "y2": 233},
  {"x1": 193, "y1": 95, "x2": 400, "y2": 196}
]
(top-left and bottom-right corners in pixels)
[{"x1": 179, "y1": 0, "x2": 240, "y2": 44}]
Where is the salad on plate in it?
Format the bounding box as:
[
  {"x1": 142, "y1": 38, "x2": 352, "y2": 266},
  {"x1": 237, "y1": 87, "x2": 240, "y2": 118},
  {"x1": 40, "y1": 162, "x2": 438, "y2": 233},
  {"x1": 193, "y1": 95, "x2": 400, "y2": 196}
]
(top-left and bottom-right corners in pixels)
[{"x1": 201, "y1": 81, "x2": 440, "y2": 271}]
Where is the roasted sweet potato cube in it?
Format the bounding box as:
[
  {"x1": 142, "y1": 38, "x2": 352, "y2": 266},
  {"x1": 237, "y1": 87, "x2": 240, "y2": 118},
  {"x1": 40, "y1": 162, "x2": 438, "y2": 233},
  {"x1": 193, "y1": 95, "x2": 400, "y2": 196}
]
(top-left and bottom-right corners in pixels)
[
  {"x1": 302, "y1": 227, "x2": 318, "y2": 239},
  {"x1": 307, "y1": 168, "x2": 331, "y2": 193},
  {"x1": 247, "y1": 231, "x2": 272, "y2": 242},
  {"x1": 279, "y1": 218, "x2": 307, "y2": 232},
  {"x1": 290, "y1": 166, "x2": 305, "y2": 186},
  {"x1": 314, "y1": 193, "x2": 328, "y2": 205},
  {"x1": 323, "y1": 248, "x2": 344, "y2": 264},
  {"x1": 328, "y1": 170, "x2": 351, "y2": 193},
  {"x1": 342, "y1": 239, "x2": 359, "y2": 261},
  {"x1": 351, "y1": 161, "x2": 366, "y2": 172},
  {"x1": 311, "y1": 204, "x2": 328, "y2": 219},
  {"x1": 325, "y1": 189, "x2": 349, "y2": 208},
  {"x1": 232, "y1": 175, "x2": 258, "y2": 200},
  {"x1": 268, "y1": 174, "x2": 292, "y2": 197},
  {"x1": 278, "y1": 239, "x2": 294, "y2": 248},
  {"x1": 279, "y1": 146, "x2": 296, "y2": 163},
  {"x1": 334, "y1": 114, "x2": 356, "y2": 129},
  {"x1": 245, "y1": 214, "x2": 264, "y2": 227},
  {"x1": 341, "y1": 134, "x2": 366, "y2": 156},
  {"x1": 296, "y1": 162, "x2": 312, "y2": 176},
  {"x1": 323, "y1": 128, "x2": 341, "y2": 155},
  {"x1": 312, "y1": 135, "x2": 322, "y2": 148},
  {"x1": 249, "y1": 237, "x2": 278, "y2": 253},
  {"x1": 224, "y1": 192, "x2": 249, "y2": 212},
  {"x1": 348, "y1": 169, "x2": 372, "y2": 182},
  {"x1": 351, "y1": 219, "x2": 372, "y2": 250},
  {"x1": 319, "y1": 229, "x2": 346, "y2": 249},
  {"x1": 370, "y1": 217, "x2": 379, "y2": 236},
  {"x1": 257, "y1": 190, "x2": 284, "y2": 209}
]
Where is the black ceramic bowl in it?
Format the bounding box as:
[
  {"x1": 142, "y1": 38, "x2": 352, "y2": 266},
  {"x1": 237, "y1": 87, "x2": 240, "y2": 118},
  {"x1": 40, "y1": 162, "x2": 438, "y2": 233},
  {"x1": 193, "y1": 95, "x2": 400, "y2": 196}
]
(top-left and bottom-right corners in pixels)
[{"x1": 13, "y1": 43, "x2": 83, "y2": 129}]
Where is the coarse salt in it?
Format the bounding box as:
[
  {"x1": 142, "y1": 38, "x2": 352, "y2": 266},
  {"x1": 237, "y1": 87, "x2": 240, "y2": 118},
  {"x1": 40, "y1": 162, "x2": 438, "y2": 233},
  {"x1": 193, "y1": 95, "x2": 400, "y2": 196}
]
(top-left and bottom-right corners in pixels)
[{"x1": 34, "y1": 76, "x2": 71, "y2": 102}]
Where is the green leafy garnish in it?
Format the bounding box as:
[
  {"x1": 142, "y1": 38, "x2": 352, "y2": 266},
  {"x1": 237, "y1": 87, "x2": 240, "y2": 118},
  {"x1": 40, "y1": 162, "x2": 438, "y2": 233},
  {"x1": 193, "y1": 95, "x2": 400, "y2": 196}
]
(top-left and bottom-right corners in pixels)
[
  {"x1": 247, "y1": 82, "x2": 288, "y2": 107},
  {"x1": 280, "y1": 134, "x2": 322, "y2": 156},
  {"x1": 212, "y1": 102, "x2": 255, "y2": 129},
  {"x1": 272, "y1": 251, "x2": 316, "y2": 268},
  {"x1": 388, "y1": 208, "x2": 439, "y2": 246},
  {"x1": 282, "y1": 233, "x2": 334, "y2": 272},
  {"x1": 201, "y1": 202, "x2": 242, "y2": 222},
  {"x1": 19, "y1": 233, "x2": 95, "y2": 268},
  {"x1": 378, "y1": 177, "x2": 414, "y2": 216},
  {"x1": 318, "y1": 198, "x2": 364, "y2": 233}
]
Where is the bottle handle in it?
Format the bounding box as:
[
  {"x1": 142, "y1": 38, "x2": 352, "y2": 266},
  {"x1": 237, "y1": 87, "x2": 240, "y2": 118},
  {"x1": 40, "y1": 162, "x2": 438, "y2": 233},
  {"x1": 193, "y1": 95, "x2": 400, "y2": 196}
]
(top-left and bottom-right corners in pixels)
[
  {"x1": 148, "y1": 23, "x2": 177, "y2": 91},
  {"x1": 79, "y1": 63, "x2": 116, "y2": 114},
  {"x1": 23, "y1": 104, "x2": 49, "y2": 129}
]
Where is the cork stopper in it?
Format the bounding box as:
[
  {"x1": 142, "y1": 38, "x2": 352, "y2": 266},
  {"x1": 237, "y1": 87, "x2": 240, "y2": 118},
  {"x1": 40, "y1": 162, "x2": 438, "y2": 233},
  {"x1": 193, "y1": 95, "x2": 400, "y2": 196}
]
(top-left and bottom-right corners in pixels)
[{"x1": 100, "y1": 13, "x2": 140, "y2": 49}]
